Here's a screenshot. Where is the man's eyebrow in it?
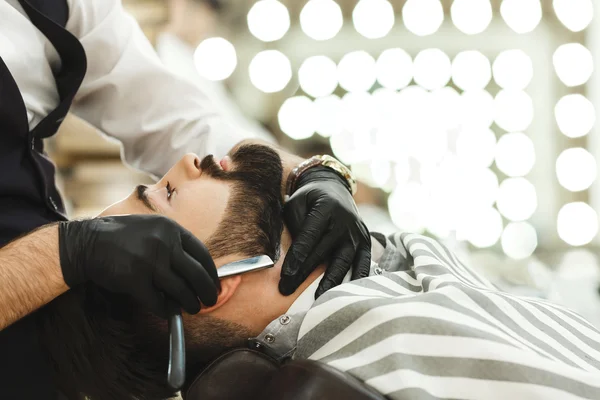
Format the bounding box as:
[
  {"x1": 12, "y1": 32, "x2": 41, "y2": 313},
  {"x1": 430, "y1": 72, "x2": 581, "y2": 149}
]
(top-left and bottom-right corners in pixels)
[{"x1": 136, "y1": 185, "x2": 157, "y2": 212}]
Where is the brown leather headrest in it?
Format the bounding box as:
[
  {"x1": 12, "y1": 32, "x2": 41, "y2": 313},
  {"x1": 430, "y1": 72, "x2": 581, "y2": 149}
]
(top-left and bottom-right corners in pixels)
[
  {"x1": 260, "y1": 359, "x2": 386, "y2": 400},
  {"x1": 183, "y1": 348, "x2": 279, "y2": 400}
]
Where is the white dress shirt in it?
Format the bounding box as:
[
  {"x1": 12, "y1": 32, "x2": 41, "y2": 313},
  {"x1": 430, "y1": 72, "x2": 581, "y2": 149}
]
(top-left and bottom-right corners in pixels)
[{"x1": 0, "y1": 0, "x2": 256, "y2": 177}]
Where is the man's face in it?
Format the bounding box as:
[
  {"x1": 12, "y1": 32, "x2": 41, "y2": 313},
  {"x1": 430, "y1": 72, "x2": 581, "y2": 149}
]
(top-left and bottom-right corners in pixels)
[
  {"x1": 100, "y1": 153, "x2": 231, "y2": 246},
  {"x1": 100, "y1": 144, "x2": 285, "y2": 262}
]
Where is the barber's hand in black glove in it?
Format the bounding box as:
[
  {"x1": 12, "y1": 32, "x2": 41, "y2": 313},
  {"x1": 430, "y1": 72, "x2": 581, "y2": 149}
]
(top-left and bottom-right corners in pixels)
[
  {"x1": 58, "y1": 215, "x2": 220, "y2": 318},
  {"x1": 281, "y1": 167, "x2": 371, "y2": 298}
]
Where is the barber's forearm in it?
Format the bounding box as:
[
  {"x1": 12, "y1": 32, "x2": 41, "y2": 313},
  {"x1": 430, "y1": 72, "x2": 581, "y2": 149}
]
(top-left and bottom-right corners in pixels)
[
  {"x1": 236, "y1": 139, "x2": 305, "y2": 196},
  {"x1": 0, "y1": 224, "x2": 68, "y2": 330}
]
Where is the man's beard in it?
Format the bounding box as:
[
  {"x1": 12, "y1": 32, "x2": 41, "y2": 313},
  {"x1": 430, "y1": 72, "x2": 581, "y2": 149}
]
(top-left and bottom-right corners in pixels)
[{"x1": 198, "y1": 144, "x2": 285, "y2": 261}]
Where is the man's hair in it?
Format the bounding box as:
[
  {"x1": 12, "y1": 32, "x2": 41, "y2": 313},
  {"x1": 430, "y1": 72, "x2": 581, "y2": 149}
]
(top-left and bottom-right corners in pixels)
[{"x1": 38, "y1": 144, "x2": 284, "y2": 399}]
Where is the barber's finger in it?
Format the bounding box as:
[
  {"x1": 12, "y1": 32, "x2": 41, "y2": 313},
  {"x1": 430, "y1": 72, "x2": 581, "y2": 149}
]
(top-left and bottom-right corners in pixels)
[
  {"x1": 316, "y1": 243, "x2": 356, "y2": 299},
  {"x1": 172, "y1": 244, "x2": 219, "y2": 305},
  {"x1": 154, "y1": 267, "x2": 201, "y2": 315},
  {"x1": 351, "y1": 245, "x2": 372, "y2": 281},
  {"x1": 282, "y1": 208, "x2": 331, "y2": 276},
  {"x1": 179, "y1": 228, "x2": 220, "y2": 288}
]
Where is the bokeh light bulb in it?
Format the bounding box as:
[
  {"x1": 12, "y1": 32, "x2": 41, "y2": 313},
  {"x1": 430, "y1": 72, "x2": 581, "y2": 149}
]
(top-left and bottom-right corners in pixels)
[
  {"x1": 557, "y1": 202, "x2": 598, "y2": 246},
  {"x1": 247, "y1": 0, "x2": 290, "y2": 42},
  {"x1": 376, "y1": 48, "x2": 413, "y2": 90},
  {"x1": 553, "y1": 0, "x2": 593, "y2": 32},
  {"x1": 451, "y1": 0, "x2": 493, "y2": 35},
  {"x1": 452, "y1": 50, "x2": 492, "y2": 91},
  {"x1": 353, "y1": 0, "x2": 395, "y2": 39},
  {"x1": 249, "y1": 50, "x2": 291, "y2": 93},
  {"x1": 402, "y1": 0, "x2": 444, "y2": 36},
  {"x1": 502, "y1": 222, "x2": 538, "y2": 259},
  {"x1": 413, "y1": 48, "x2": 451, "y2": 90},
  {"x1": 492, "y1": 50, "x2": 533, "y2": 90},
  {"x1": 555, "y1": 94, "x2": 596, "y2": 138},
  {"x1": 388, "y1": 182, "x2": 429, "y2": 232},
  {"x1": 313, "y1": 95, "x2": 343, "y2": 137},
  {"x1": 460, "y1": 90, "x2": 495, "y2": 128},
  {"x1": 464, "y1": 207, "x2": 503, "y2": 248},
  {"x1": 456, "y1": 127, "x2": 496, "y2": 168},
  {"x1": 298, "y1": 55, "x2": 338, "y2": 98},
  {"x1": 300, "y1": 0, "x2": 344, "y2": 41},
  {"x1": 194, "y1": 37, "x2": 237, "y2": 81},
  {"x1": 556, "y1": 148, "x2": 597, "y2": 192},
  {"x1": 337, "y1": 51, "x2": 377, "y2": 92},
  {"x1": 553, "y1": 43, "x2": 594, "y2": 87},
  {"x1": 495, "y1": 132, "x2": 536, "y2": 177},
  {"x1": 494, "y1": 90, "x2": 534, "y2": 132},
  {"x1": 497, "y1": 178, "x2": 537, "y2": 222},
  {"x1": 500, "y1": 0, "x2": 542, "y2": 34},
  {"x1": 278, "y1": 96, "x2": 315, "y2": 139}
]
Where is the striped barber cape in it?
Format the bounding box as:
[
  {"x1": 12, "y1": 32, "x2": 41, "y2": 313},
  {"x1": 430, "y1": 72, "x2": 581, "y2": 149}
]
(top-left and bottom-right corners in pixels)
[{"x1": 294, "y1": 232, "x2": 600, "y2": 400}]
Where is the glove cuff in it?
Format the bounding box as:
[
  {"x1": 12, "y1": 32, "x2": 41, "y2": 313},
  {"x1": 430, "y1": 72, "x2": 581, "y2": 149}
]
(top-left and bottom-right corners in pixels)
[{"x1": 58, "y1": 220, "x2": 90, "y2": 287}]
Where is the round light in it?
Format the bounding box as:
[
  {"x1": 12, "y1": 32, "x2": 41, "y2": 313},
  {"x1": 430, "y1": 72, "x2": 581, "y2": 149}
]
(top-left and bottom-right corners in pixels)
[
  {"x1": 500, "y1": 0, "x2": 542, "y2": 34},
  {"x1": 556, "y1": 148, "x2": 597, "y2": 192},
  {"x1": 413, "y1": 48, "x2": 451, "y2": 90},
  {"x1": 353, "y1": 0, "x2": 395, "y2": 39},
  {"x1": 495, "y1": 132, "x2": 536, "y2": 177},
  {"x1": 497, "y1": 178, "x2": 537, "y2": 221},
  {"x1": 456, "y1": 127, "x2": 496, "y2": 168},
  {"x1": 402, "y1": 0, "x2": 444, "y2": 36},
  {"x1": 300, "y1": 0, "x2": 344, "y2": 41},
  {"x1": 313, "y1": 95, "x2": 343, "y2": 137},
  {"x1": 492, "y1": 50, "x2": 533, "y2": 90},
  {"x1": 555, "y1": 94, "x2": 596, "y2": 138},
  {"x1": 451, "y1": 0, "x2": 492, "y2": 35},
  {"x1": 557, "y1": 202, "x2": 598, "y2": 246},
  {"x1": 431, "y1": 86, "x2": 462, "y2": 131},
  {"x1": 298, "y1": 55, "x2": 338, "y2": 98},
  {"x1": 376, "y1": 48, "x2": 413, "y2": 90},
  {"x1": 452, "y1": 50, "x2": 492, "y2": 91},
  {"x1": 502, "y1": 222, "x2": 538, "y2": 259},
  {"x1": 464, "y1": 207, "x2": 504, "y2": 248},
  {"x1": 278, "y1": 96, "x2": 316, "y2": 140},
  {"x1": 460, "y1": 90, "x2": 495, "y2": 128},
  {"x1": 553, "y1": 43, "x2": 594, "y2": 87},
  {"x1": 553, "y1": 0, "x2": 593, "y2": 32},
  {"x1": 337, "y1": 51, "x2": 377, "y2": 92},
  {"x1": 249, "y1": 50, "x2": 292, "y2": 93},
  {"x1": 247, "y1": 0, "x2": 290, "y2": 42},
  {"x1": 494, "y1": 90, "x2": 534, "y2": 132},
  {"x1": 194, "y1": 37, "x2": 237, "y2": 81},
  {"x1": 388, "y1": 182, "x2": 429, "y2": 232},
  {"x1": 340, "y1": 91, "x2": 377, "y2": 134}
]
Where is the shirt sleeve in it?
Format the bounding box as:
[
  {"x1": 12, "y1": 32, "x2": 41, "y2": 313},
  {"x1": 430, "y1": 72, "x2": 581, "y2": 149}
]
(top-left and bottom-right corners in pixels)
[{"x1": 65, "y1": 0, "x2": 259, "y2": 177}]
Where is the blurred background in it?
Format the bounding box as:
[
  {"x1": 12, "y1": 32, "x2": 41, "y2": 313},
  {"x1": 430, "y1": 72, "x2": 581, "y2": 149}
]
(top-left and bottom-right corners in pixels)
[{"x1": 50, "y1": 0, "x2": 600, "y2": 325}]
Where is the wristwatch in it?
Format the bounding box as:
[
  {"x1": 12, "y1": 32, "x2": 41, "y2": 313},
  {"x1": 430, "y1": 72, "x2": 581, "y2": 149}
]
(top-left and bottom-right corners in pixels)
[{"x1": 286, "y1": 155, "x2": 357, "y2": 197}]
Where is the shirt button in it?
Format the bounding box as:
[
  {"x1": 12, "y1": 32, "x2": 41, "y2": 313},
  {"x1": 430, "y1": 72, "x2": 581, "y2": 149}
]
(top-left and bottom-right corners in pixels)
[
  {"x1": 48, "y1": 196, "x2": 58, "y2": 211},
  {"x1": 30, "y1": 138, "x2": 35, "y2": 150},
  {"x1": 265, "y1": 333, "x2": 276, "y2": 344},
  {"x1": 279, "y1": 315, "x2": 291, "y2": 325},
  {"x1": 374, "y1": 267, "x2": 383, "y2": 275}
]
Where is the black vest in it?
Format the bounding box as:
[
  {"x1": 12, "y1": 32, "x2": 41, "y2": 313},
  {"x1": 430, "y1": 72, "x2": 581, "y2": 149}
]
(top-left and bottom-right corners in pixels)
[{"x1": 0, "y1": 1, "x2": 86, "y2": 397}]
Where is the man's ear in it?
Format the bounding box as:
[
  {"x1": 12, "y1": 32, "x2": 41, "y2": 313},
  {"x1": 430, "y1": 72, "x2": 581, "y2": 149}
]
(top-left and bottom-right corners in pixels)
[{"x1": 199, "y1": 275, "x2": 242, "y2": 314}]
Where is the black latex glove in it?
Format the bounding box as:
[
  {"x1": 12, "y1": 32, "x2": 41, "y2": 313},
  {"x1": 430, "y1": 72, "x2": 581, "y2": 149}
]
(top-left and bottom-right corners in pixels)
[
  {"x1": 281, "y1": 166, "x2": 371, "y2": 298},
  {"x1": 58, "y1": 215, "x2": 220, "y2": 318}
]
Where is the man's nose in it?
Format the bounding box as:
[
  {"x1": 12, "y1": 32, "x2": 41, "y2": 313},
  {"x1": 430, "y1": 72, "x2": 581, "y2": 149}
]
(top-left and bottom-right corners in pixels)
[{"x1": 181, "y1": 153, "x2": 201, "y2": 179}]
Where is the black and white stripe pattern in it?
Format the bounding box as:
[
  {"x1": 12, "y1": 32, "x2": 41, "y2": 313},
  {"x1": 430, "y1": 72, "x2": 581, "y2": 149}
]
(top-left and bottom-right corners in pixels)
[{"x1": 295, "y1": 233, "x2": 600, "y2": 399}]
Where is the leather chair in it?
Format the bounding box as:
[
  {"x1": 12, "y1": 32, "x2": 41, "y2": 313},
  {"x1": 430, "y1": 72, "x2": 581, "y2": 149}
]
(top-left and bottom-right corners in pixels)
[{"x1": 184, "y1": 348, "x2": 385, "y2": 400}]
